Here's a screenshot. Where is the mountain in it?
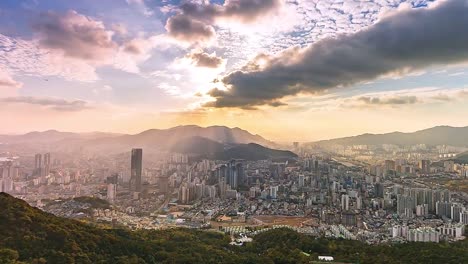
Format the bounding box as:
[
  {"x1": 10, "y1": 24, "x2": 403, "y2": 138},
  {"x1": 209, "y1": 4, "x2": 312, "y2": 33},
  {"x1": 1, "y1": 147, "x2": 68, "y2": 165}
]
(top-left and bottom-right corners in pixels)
[
  {"x1": 0, "y1": 130, "x2": 121, "y2": 144},
  {"x1": 170, "y1": 136, "x2": 226, "y2": 155},
  {"x1": 212, "y1": 143, "x2": 297, "y2": 161},
  {"x1": 1, "y1": 193, "x2": 467, "y2": 263},
  {"x1": 0, "y1": 125, "x2": 274, "y2": 154},
  {"x1": 313, "y1": 126, "x2": 468, "y2": 147},
  {"x1": 113, "y1": 125, "x2": 272, "y2": 147}
]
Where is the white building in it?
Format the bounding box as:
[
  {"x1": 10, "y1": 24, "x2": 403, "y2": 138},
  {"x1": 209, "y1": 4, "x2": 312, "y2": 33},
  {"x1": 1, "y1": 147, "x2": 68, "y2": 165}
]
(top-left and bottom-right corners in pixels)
[
  {"x1": 438, "y1": 224, "x2": 465, "y2": 238},
  {"x1": 407, "y1": 227, "x2": 439, "y2": 242},
  {"x1": 107, "y1": 183, "x2": 117, "y2": 203}
]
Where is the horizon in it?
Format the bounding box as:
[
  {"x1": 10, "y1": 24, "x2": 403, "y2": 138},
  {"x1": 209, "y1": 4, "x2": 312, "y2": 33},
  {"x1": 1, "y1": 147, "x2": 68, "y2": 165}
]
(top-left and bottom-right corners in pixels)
[
  {"x1": 1, "y1": 0, "x2": 468, "y2": 141},
  {"x1": 2, "y1": 123, "x2": 468, "y2": 143}
]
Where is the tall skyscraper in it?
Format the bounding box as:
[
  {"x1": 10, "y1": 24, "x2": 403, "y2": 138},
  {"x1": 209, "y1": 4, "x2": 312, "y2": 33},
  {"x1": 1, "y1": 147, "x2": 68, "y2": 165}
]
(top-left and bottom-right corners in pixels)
[
  {"x1": 34, "y1": 154, "x2": 42, "y2": 176},
  {"x1": 130, "y1": 148, "x2": 143, "y2": 192},
  {"x1": 44, "y1": 153, "x2": 51, "y2": 176},
  {"x1": 34, "y1": 154, "x2": 42, "y2": 170},
  {"x1": 225, "y1": 160, "x2": 244, "y2": 189}
]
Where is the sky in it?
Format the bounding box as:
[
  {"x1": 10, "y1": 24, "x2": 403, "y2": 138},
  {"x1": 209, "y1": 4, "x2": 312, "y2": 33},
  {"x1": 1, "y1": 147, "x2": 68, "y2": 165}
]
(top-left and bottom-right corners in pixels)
[{"x1": 1, "y1": 0, "x2": 468, "y2": 141}]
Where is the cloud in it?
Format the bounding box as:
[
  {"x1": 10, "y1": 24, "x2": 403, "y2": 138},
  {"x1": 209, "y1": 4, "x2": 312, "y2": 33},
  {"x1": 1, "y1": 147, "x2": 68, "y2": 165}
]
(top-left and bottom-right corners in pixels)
[
  {"x1": 103, "y1": 85, "x2": 113, "y2": 91},
  {"x1": 0, "y1": 68, "x2": 22, "y2": 88},
  {"x1": 114, "y1": 36, "x2": 162, "y2": 73},
  {"x1": 185, "y1": 50, "x2": 224, "y2": 68},
  {"x1": 123, "y1": 38, "x2": 147, "y2": 55},
  {"x1": 180, "y1": 0, "x2": 281, "y2": 23},
  {"x1": 0, "y1": 96, "x2": 90, "y2": 111},
  {"x1": 165, "y1": 14, "x2": 216, "y2": 43},
  {"x1": 126, "y1": 0, "x2": 154, "y2": 17},
  {"x1": 358, "y1": 96, "x2": 418, "y2": 105},
  {"x1": 205, "y1": 0, "x2": 468, "y2": 108},
  {"x1": 32, "y1": 10, "x2": 117, "y2": 61},
  {"x1": 165, "y1": 0, "x2": 281, "y2": 44},
  {"x1": 111, "y1": 23, "x2": 128, "y2": 37},
  {"x1": 0, "y1": 33, "x2": 100, "y2": 82},
  {"x1": 2, "y1": 8, "x2": 161, "y2": 81},
  {"x1": 333, "y1": 87, "x2": 468, "y2": 110}
]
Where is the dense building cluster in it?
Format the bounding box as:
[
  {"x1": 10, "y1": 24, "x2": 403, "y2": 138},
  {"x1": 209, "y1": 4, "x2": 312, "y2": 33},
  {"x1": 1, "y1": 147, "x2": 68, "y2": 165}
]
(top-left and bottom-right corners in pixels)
[{"x1": 1, "y1": 141, "x2": 467, "y2": 245}]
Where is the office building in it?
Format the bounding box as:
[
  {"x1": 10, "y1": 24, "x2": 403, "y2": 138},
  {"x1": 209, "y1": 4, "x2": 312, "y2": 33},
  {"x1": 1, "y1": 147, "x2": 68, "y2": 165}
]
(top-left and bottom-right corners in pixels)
[
  {"x1": 44, "y1": 153, "x2": 51, "y2": 176},
  {"x1": 130, "y1": 148, "x2": 143, "y2": 192}
]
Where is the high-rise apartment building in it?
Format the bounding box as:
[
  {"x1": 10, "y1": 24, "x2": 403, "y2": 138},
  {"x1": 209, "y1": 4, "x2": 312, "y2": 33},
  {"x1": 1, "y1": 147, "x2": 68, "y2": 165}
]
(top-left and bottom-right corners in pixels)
[{"x1": 419, "y1": 160, "x2": 431, "y2": 174}]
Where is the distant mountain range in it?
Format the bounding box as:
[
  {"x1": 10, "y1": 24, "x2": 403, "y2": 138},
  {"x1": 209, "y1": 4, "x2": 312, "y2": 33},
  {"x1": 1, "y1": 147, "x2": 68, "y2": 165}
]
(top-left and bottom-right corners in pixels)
[
  {"x1": 313, "y1": 126, "x2": 468, "y2": 147},
  {"x1": 0, "y1": 125, "x2": 292, "y2": 160}
]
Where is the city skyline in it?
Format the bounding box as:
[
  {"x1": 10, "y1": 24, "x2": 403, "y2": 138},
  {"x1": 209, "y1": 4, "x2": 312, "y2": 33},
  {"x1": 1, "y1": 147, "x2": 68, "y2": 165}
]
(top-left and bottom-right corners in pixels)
[{"x1": 1, "y1": 0, "x2": 468, "y2": 141}]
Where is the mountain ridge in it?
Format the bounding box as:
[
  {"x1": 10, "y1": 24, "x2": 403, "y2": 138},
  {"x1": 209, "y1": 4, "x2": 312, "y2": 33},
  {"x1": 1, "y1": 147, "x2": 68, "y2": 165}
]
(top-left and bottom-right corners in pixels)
[
  {"x1": 0, "y1": 125, "x2": 276, "y2": 155},
  {"x1": 313, "y1": 125, "x2": 468, "y2": 147}
]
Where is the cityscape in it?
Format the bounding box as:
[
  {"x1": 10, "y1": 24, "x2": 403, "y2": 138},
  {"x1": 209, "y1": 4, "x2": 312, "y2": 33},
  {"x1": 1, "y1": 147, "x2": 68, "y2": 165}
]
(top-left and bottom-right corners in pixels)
[
  {"x1": 1, "y1": 0, "x2": 468, "y2": 263},
  {"x1": 1, "y1": 125, "x2": 468, "y2": 246}
]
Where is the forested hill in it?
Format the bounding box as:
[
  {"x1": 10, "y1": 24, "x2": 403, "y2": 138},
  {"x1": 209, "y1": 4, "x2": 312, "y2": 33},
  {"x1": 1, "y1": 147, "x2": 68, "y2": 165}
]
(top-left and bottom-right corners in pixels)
[{"x1": 1, "y1": 193, "x2": 467, "y2": 263}]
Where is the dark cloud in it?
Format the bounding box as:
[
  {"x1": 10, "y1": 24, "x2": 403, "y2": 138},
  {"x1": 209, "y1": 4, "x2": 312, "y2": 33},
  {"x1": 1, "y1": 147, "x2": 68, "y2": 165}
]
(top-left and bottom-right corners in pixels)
[
  {"x1": 358, "y1": 96, "x2": 418, "y2": 105},
  {"x1": 0, "y1": 96, "x2": 90, "y2": 111},
  {"x1": 165, "y1": 0, "x2": 281, "y2": 43},
  {"x1": 180, "y1": 0, "x2": 281, "y2": 23},
  {"x1": 205, "y1": 0, "x2": 468, "y2": 108},
  {"x1": 165, "y1": 14, "x2": 215, "y2": 43},
  {"x1": 32, "y1": 10, "x2": 117, "y2": 61},
  {"x1": 185, "y1": 51, "x2": 224, "y2": 68}
]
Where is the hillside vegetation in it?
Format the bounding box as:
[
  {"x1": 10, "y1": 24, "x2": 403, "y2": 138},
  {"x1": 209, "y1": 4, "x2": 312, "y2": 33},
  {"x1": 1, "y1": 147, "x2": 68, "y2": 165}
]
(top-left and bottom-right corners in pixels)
[{"x1": 1, "y1": 193, "x2": 467, "y2": 264}]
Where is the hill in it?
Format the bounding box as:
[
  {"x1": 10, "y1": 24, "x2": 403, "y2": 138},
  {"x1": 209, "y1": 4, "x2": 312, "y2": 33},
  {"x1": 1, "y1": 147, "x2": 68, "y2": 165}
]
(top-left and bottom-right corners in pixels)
[
  {"x1": 314, "y1": 126, "x2": 468, "y2": 147},
  {"x1": 170, "y1": 137, "x2": 297, "y2": 161},
  {"x1": 212, "y1": 143, "x2": 298, "y2": 161},
  {"x1": 452, "y1": 151, "x2": 468, "y2": 164},
  {"x1": 1, "y1": 193, "x2": 467, "y2": 263},
  {"x1": 170, "y1": 136, "x2": 226, "y2": 155},
  {"x1": 0, "y1": 192, "x2": 247, "y2": 263}
]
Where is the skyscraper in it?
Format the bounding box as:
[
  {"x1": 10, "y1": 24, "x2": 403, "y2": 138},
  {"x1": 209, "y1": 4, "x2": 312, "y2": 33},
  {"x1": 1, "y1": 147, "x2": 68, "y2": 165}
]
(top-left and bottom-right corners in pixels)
[
  {"x1": 34, "y1": 154, "x2": 42, "y2": 170},
  {"x1": 130, "y1": 148, "x2": 142, "y2": 192},
  {"x1": 44, "y1": 153, "x2": 51, "y2": 176},
  {"x1": 34, "y1": 154, "x2": 42, "y2": 176}
]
